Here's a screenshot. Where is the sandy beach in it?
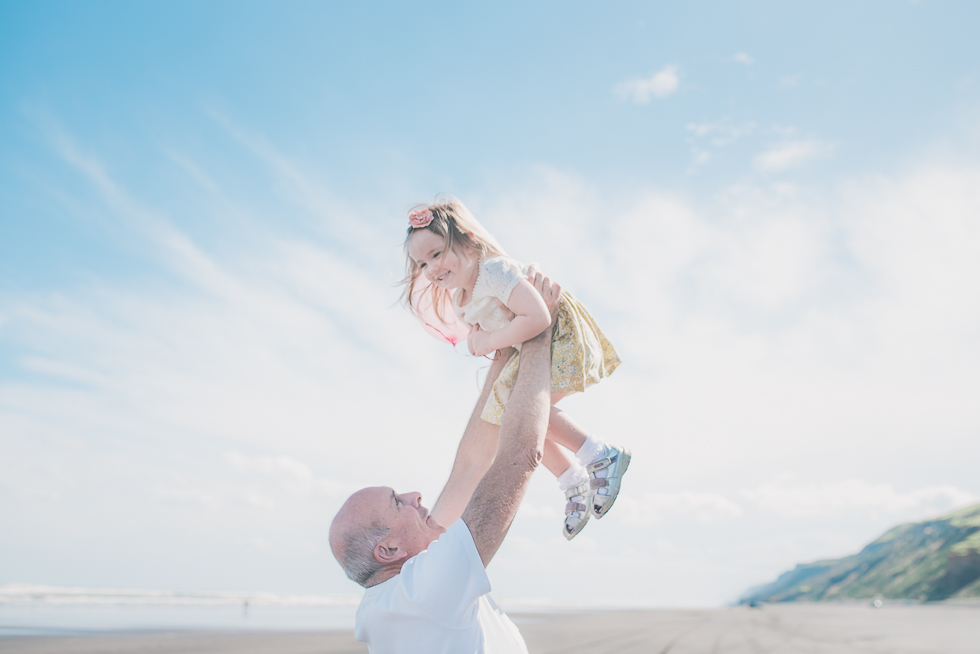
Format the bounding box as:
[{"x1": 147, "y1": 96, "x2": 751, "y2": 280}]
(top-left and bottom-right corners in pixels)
[{"x1": 1, "y1": 603, "x2": 977, "y2": 654}]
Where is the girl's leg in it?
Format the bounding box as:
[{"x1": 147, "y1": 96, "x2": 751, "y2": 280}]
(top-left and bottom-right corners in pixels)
[
  {"x1": 543, "y1": 393, "x2": 589, "y2": 477},
  {"x1": 548, "y1": 392, "x2": 629, "y2": 523},
  {"x1": 544, "y1": 437, "x2": 592, "y2": 540},
  {"x1": 549, "y1": 392, "x2": 608, "y2": 466},
  {"x1": 543, "y1": 394, "x2": 595, "y2": 540},
  {"x1": 541, "y1": 439, "x2": 576, "y2": 477},
  {"x1": 548, "y1": 392, "x2": 588, "y2": 453}
]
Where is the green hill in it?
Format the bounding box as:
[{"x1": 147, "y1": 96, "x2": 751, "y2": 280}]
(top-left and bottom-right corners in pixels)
[{"x1": 740, "y1": 503, "x2": 980, "y2": 604}]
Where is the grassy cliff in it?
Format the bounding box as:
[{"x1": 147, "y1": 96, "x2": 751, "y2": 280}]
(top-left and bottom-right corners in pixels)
[{"x1": 740, "y1": 503, "x2": 980, "y2": 603}]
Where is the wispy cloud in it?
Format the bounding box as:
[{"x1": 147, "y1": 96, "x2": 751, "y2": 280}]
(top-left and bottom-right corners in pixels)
[
  {"x1": 780, "y1": 73, "x2": 802, "y2": 89},
  {"x1": 742, "y1": 479, "x2": 978, "y2": 521},
  {"x1": 614, "y1": 65, "x2": 679, "y2": 103},
  {"x1": 225, "y1": 451, "x2": 349, "y2": 498},
  {"x1": 733, "y1": 52, "x2": 754, "y2": 65},
  {"x1": 686, "y1": 120, "x2": 757, "y2": 145},
  {"x1": 754, "y1": 138, "x2": 835, "y2": 172},
  {"x1": 684, "y1": 119, "x2": 757, "y2": 171},
  {"x1": 616, "y1": 491, "x2": 744, "y2": 526},
  {"x1": 0, "y1": 118, "x2": 487, "y2": 591},
  {"x1": 4, "y1": 117, "x2": 980, "y2": 605}
]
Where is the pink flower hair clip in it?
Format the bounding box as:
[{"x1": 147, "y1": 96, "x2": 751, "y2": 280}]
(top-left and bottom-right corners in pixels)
[{"x1": 408, "y1": 208, "x2": 433, "y2": 228}]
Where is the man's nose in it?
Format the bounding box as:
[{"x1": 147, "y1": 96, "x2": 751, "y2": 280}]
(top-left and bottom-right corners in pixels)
[{"x1": 405, "y1": 492, "x2": 422, "y2": 507}]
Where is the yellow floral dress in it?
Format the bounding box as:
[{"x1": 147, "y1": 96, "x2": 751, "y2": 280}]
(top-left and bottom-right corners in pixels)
[{"x1": 453, "y1": 256, "x2": 620, "y2": 426}]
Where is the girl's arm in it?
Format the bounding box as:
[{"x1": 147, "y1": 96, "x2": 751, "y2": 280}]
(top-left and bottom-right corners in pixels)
[
  {"x1": 430, "y1": 348, "x2": 516, "y2": 528},
  {"x1": 468, "y1": 279, "x2": 552, "y2": 357}
]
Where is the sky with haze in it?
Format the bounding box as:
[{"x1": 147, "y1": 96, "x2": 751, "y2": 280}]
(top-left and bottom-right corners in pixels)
[{"x1": 2, "y1": 0, "x2": 979, "y2": 607}]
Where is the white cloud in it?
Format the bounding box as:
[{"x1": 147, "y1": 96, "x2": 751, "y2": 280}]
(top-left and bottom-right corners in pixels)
[
  {"x1": 733, "y1": 52, "x2": 754, "y2": 65},
  {"x1": 742, "y1": 479, "x2": 978, "y2": 521},
  {"x1": 4, "y1": 118, "x2": 980, "y2": 606},
  {"x1": 754, "y1": 138, "x2": 835, "y2": 172},
  {"x1": 615, "y1": 491, "x2": 744, "y2": 526},
  {"x1": 685, "y1": 119, "x2": 757, "y2": 170},
  {"x1": 614, "y1": 65, "x2": 679, "y2": 103},
  {"x1": 780, "y1": 73, "x2": 802, "y2": 88},
  {"x1": 225, "y1": 451, "x2": 349, "y2": 498},
  {"x1": 687, "y1": 148, "x2": 711, "y2": 172},
  {"x1": 152, "y1": 487, "x2": 225, "y2": 511},
  {"x1": 686, "y1": 120, "x2": 756, "y2": 146},
  {"x1": 478, "y1": 162, "x2": 980, "y2": 499}
]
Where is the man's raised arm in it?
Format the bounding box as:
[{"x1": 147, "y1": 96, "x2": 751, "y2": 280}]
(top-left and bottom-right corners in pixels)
[
  {"x1": 461, "y1": 274, "x2": 560, "y2": 566},
  {"x1": 430, "y1": 347, "x2": 515, "y2": 528}
]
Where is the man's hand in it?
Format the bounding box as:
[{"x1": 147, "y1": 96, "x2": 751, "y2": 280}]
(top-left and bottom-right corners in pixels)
[{"x1": 526, "y1": 264, "x2": 561, "y2": 324}]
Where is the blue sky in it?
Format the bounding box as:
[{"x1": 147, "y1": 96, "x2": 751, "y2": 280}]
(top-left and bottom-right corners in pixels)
[{"x1": 2, "y1": 1, "x2": 980, "y2": 607}]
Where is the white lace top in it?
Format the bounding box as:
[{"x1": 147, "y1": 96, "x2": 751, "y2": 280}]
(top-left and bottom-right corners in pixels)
[{"x1": 453, "y1": 256, "x2": 529, "y2": 333}]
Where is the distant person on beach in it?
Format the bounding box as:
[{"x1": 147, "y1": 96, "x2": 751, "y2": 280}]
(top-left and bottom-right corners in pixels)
[
  {"x1": 401, "y1": 197, "x2": 630, "y2": 540},
  {"x1": 330, "y1": 272, "x2": 557, "y2": 654}
]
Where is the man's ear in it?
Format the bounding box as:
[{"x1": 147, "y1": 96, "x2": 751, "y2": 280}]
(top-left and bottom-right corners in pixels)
[{"x1": 374, "y1": 540, "x2": 408, "y2": 565}]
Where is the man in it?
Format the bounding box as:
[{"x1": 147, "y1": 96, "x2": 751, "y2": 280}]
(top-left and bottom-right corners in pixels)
[{"x1": 329, "y1": 272, "x2": 561, "y2": 653}]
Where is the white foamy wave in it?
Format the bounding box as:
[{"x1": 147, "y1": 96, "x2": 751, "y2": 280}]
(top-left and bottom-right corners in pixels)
[{"x1": 0, "y1": 584, "x2": 360, "y2": 607}]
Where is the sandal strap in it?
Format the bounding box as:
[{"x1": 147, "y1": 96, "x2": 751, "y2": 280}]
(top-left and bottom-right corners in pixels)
[
  {"x1": 590, "y1": 478, "x2": 608, "y2": 489},
  {"x1": 565, "y1": 482, "x2": 591, "y2": 498},
  {"x1": 566, "y1": 501, "x2": 588, "y2": 513},
  {"x1": 586, "y1": 457, "x2": 612, "y2": 473}
]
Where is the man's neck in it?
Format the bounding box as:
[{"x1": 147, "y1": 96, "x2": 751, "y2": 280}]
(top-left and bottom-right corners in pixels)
[{"x1": 365, "y1": 563, "x2": 402, "y2": 587}]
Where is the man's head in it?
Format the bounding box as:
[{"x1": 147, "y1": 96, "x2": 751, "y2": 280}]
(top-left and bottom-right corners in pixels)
[{"x1": 329, "y1": 487, "x2": 446, "y2": 587}]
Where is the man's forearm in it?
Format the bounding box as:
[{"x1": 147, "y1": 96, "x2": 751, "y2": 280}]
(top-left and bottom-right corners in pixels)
[
  {"x1": 462, "y1": 327, "x2": 552, "y2": 566},
  {"x1": 430, "y1": 349, "x2": 514, "y2": 527},
  {"x1": 429, "y1": 420, "x2": 496, "y2": 528}
]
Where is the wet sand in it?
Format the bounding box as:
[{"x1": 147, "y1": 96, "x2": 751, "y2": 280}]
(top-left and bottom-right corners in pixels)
[{"x1": 1, "y1": 603, "x2": 977, "y2": 653}]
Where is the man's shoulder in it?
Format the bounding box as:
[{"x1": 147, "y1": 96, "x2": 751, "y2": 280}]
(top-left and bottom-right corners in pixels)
[
  {"x1": 367, "y1": 521, "x2": 478, "y2": 591},
  {"x1": 403, "y1": 520, "x2": 476, "y2": 574},
  {"x1": 356, "y1": 520, "x2": 491, "y2": 635}
]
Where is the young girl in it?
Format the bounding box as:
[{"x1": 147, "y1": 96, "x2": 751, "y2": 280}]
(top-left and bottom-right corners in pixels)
[{"x1": 402, "y1": 197, "x2": 630, "y2": 539}]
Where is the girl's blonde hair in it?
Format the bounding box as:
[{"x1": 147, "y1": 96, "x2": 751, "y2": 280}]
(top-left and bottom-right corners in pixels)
[{"x1": 401, "y1": 196, "x2": 506, "y2": 323}]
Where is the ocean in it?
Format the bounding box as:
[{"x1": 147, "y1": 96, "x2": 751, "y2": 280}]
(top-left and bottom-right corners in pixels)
[{"x1": 0, "y1": 584, "x2": 360, "y2": 636}]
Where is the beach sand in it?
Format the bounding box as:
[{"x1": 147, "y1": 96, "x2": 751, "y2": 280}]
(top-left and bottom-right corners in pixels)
[{"x1": 1, "y1": 603, "x2": 977, "y2": 653}]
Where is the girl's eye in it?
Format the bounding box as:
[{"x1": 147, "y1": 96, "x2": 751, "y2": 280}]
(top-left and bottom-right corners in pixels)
[
  {"x1": 419, "y1": 263, "x2": 426, "y2": 269},
  {"x1": 434, "y1": 252, "x2": 441, "y2": 258}
]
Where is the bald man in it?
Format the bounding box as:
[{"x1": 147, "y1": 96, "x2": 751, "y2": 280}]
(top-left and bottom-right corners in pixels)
[{"x1": 329, "y1": 273, "x2": 561, "y2": 654}]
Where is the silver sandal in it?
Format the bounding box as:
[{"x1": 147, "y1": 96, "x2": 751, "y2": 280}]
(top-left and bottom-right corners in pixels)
[
  {"x1": 586, "y1": 447, "x2": 631, "y2": 519},
  {"x1": 563, "y1": 481, "x2": 592, "y2": 540}
]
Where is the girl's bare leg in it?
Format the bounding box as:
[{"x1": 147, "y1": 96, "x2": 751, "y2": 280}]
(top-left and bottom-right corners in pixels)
[
  {"x1": 541, "y1": 392, "x2": 595, "y2": 477},
  {"x1": 447, "y1": 392, "x2": 595, "y2": 486},
  {"x1": 542, "y1": 438, "x2": 577, "y2": 477},
  {"x1": 546, "y1": 392, "x2": 589, "y2": 458}
]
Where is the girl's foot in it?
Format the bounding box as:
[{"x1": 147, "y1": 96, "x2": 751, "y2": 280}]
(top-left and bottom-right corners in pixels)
[
  {"x1": 586, "y1": 446, "x2": 631, "y2": 518},
  {"x1": 563, "y1": 481, "x2": 591, "y2": 540}
]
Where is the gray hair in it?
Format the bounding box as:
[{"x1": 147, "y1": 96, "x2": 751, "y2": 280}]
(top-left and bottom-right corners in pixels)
[{"x1": 338, "y1": 524, "x2": 390, "y2": 587}]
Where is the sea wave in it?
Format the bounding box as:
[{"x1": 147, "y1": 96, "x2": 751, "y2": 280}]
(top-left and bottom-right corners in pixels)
[{"x1": 0, "y1": 584, "x2": 360, "y2": 608}]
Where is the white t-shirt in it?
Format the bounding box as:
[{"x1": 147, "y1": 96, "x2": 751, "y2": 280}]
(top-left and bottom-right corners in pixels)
[
  {"x1": 454, "y1": 256, "x2": 529, "y2": 333},
  {"x1": 354, "y1": 520, "x2": 529, "y2": 654}
]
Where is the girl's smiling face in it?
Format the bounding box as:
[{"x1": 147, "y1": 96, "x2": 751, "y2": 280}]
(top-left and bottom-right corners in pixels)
[{"x1": 407, "y1": 229, "x2": 476, "y2": 290}]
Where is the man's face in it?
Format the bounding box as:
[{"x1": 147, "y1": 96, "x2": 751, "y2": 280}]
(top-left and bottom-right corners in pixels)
[
  {"x1": 383, "y1": 487, "x2": 446, "y2": 556},
  {"x1": 347, "y1": 486, "x2": 445, "y2": 562}
]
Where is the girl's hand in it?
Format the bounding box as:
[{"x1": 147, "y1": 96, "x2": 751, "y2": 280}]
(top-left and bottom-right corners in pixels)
[{"x1": 467, "y1": 326, "x2": 497, "y2": 357}]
